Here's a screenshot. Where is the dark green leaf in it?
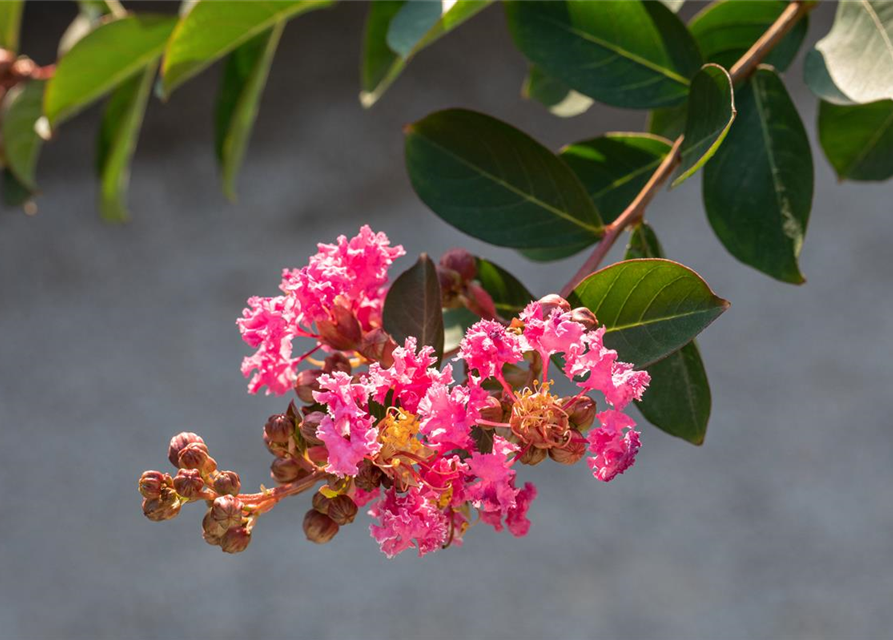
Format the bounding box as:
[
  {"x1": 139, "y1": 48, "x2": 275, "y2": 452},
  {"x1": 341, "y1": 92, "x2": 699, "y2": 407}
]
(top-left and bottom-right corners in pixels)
[
  {"x1": 624, "y1": 224, "x2": 711, "y2": 445},
  {"x1": 818, "y1": 99, "x2": 893, "y2": 182},
  {"x1": 803, "y1": 48, "x2": 855, "y2": 106},
  {"x1": 561, "y1": 133, "x2": 672, "y2": 223},
  {"x1": 471, "y1": 425, "x2": 494, "y2": 454},
  {"x1": 44, "y1": 14, "x2": 176, "y2": 127},
  {"x1": 505, "y1": 0, "x2": 702, "y2": 109},
  {"x1": 405, "y1": 108, "x2": 603, "y2": 251},
  {"x1": 215, "y1": 22, "x2": 283, "y2": 201},
  {"x1": 689, "y1": 0, "x2": 808, "y2": 72},
  {"x1": 519, "y1": 242, "x2": 593, "y2": 262},
  {"x1": 671, "y1": 63, "x2": 735, "y2": 187},
  {"x1": 58, "y1": 0, "x2": 116, "y2": 57},
  {"x1": 573, "y1": 258, "x2": 729, "y2": 367},
  {"x1": 2, "y1": 80, "x2": 45, "y2": 191},
  {"x1": 703, "y1": 66, "x2": 813, "y2": 284},
  {"x1": 647, "y1": 103, "x2": 687, "y2": 139},
  {"x1": 162, "y1": 0, "x2": 332, "y2": 97},
  {"x1": 383, "y1": 253, "x2": 445, "y2": 362},
  {"x1": 476, "y1": 258, "x2": 534, "y2": 317},
  {"x1": 808, "y1": 0, "x2": 893, "y2": 104},
  {"x1": 2, "y1": 168, "x2": 31, "y2": 208},
  {"x1": 96, "y1": 62, "x2": 156, "y2": 222},
  {"x1": 0, "y1": 0, "x2": 23, "y2": 52},
  {"x1": 360, "y1": 0, "x2": 490, "y2": 107},
  {"x1": 522, "y1": 64, "x2": 593, "y2": 118}
]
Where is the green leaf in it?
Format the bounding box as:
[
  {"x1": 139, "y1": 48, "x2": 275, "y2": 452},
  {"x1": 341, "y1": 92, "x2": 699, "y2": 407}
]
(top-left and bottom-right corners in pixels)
[
  {"x1": 560, "y1": 133, "x2": 672, "y2": 223},
  {"x1": 161, "y1": 0, "x2": 332, "y2": 97},
  {"x1": 573, "y1": 258, "x2": 729, "y2": 367},
  {"x1": 476, "y1": 258, "x2": 534, "y2": 317},
  {"x1": 360, "y1": 0, "x2": 490, "y2": 107},
  {"x1": 215, "y1": 22, "x2": 283, "y2": 201},
  {"x1": 58, "y1": 0, "x2": 116, "y2": 57},
  {"x1": 624, "y1": 224, "x2": 711, "y2": 445},
  {"x1": 671, "y1": 64, "x2": 735, "y2": 187},
  {"x1": 0, "y1": 0, "x2": 23, "y2": 52},
  {"x1": 44, "y1": 14, "x2": 176, "y2": 127},
  {"x1": 96, "y1": 62, "x2": 156, "y2": 222},
  {"x1": 809, "y1": 0, "x2": 893, "y2": 104},
  {"x1": 818, "y1": 99, "x2": 893, "y2": 182},
  {"x1": 383, "y1": 253, "x2": 445, "y2": 362},
  {"x1": 519, "y1": 242, "x2": 593, "y2": 263},
  {"x1": 689, "y1": 0, "x2": 808, "y2": 72},
  {"x1": 803, "y1": 49, "x2": 855, "y2": 106},
  {"x1": 505, "y1": 0, "x2": 702, "y2": 109},
  {"x1": 2, "y1": 168, "x2": 31, "y2": 208},
  {"x1": 522, "y1": 64, "x2": 593, "y2": 118},
  {"x1": 647, "y1": 103, "x2": 687, "y2": 140},
  {"x1": 703, "y1": 65, "x2": 813, "y2": 284},
  {"x1": 2, "y1": 80, "x2": 46, "y2": 191},
  {"x1": 443, "y1": 306, "x2": 478, "y2": 354},
  {"x1": 404, "y1": 108, "x2": 603, "y2": 252}
]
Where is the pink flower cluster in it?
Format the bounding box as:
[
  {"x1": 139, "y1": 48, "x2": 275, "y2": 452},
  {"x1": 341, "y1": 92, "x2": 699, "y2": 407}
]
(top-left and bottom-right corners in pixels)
[{"x1": 237, "y1": 226, "x2": 405, "y2": 395}]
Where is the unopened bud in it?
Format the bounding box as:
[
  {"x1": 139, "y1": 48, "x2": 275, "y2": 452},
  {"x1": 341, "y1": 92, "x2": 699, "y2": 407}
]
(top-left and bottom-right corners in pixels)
[
  {"x1": 168, "y1": 432, "x2": 205, "y2": 467},
  {"x1": 211, "y1": 495, "x2": 243, "y2": 530},
  {"x1": 359, "y1": 328, "x2": 397, "y2": 368},
  {"x1": 538, "y1": 294, "x2": 571, "y2": 317},
  {"x1": 437, "y1": 266, "x2": 462, "y2": 300},
  {"x1": 264, "y1": 413, "x2": 294, "y2": 444},
  {"x1": 323, "y1": 353, "x2": 352, "y2": 375},
  {"x1": 567, "y1": 396, "x2": 597, "y2": 431},
  {"x1": 173, "y1": 468, "x2": 205, "y2": 499},
  {"x1": 478, "y1": 395, "x2": 505, "y2": 423},
  {"x1": 317, "y1": 303, "x2": 362, "y2": 351},
  {"x1": 326, "y1": 495, "x2": 358, "y2": 525},
  {"x1": 466, "y1": 282, "x2": 497, "y2": 320},
  {"x1": 300, "y1": 411, "x2": 325, "y2": 446},
  {"x1": 303, "y1": 510, "x2": 339, "y2": 544},
  {"x1": 571, "y1": 307, "x2": 598, "y2": 330},
  {"x1": 549, "y1": 431, "x2": 588, "y2": 465},
  {"x1": 519, "y1": 445, "x2": 548, "y2": 466},
  {"x1": 306, "y1": 445, "x2": 329, "y2": 466},
  {"x1": 202, "y1": 510, "x2": 226, "y2": 545},
  {"x1": 311, "y1": 491, "x2": 330, "y2": 514},
  {"x1": 213, "y1": 470, "x2": 241, "y2": 496},
  {"x1": 177, "y1": 442, "x2": 217, "y2": 474},
  {"x1": 220, "y1": 526, "x2": 252, "y2": 554},
  {"x1": 440, "y1": 248, "x2": 477, "y2": 282},
  {"x1": 355, "y1": 460, "x2": 384, "y2": 491},
  {"x1": 270, "y1": 457, "x2": 307, "y2": 484},
  {"x1": 142, "y1": 493, "x2": 181, "y2": 522},
  {"x1": 138, "y1": 470, "x2": 171, "y2": 498},
  {"x1": 294, "y1": 369, "x2": 324, "y2": 403}
]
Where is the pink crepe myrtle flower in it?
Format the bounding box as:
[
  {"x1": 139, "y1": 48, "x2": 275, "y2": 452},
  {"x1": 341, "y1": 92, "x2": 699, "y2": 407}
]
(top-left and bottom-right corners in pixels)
[
  {"x1": 587, "y1": 410, "x2": 642, "y2": 482},
  {"x1": 465, "y1": 436, "x2": 520, "y2": 516},
  {"x1": 419, "y1": 454, "x2": 470, "y2": 508},
  {"x1": 369, "y1": 487, "x2": 449, "y2": 558},
  {"x1": 457, "y1": 319, "x2": 526, "y2": 380},
  {"x1": 520, "y1": 302, "x2": 586, "y2": 363},
  {"x1": 564, "y1": 328, "x2": 650, "y2": 410},
  {"x1": 417, "y1": 378, "x2": 489, "y2": 452},
  {"x1": 479, "y1": 481, "x2": 537, "y2": 537},
  {"x1": 312, "y1": 372, "x2": 380, "y2": 477},
  {"x1": 366, "y1": 338, "x2": 452, "y2": 413},
  {"x1": 237, "y1": 295, "x2": 299, "y2": 395},
  {"x1": 351, "y1": 486, "x2": 381, "y2": 508}
]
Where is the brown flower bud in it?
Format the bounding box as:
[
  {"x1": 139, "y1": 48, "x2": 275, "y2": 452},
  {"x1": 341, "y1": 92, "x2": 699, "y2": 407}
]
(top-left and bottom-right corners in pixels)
[
  {"x1": 359, "y1": 327, "x2": 397, "y2": 368},
  {"x1": 567, "y1": 396, "x2": 597, "y2": 431},
  {"x1": 270, "y1": 457, "x2": 307, "y2": 484},
  {"x1": 213, "y1": 470, "x2": 241, "y2": 496},
  {"x1": 311, "y1": 491, "x2": 330, "y2": 514},
  {"x1": 300, "y1": 411, "x2": 325, "y2": 446},
  {"x1": 177, "y1": 442, "x2": 217, "y2": 474},
  {"x1": 570, "y1": 307, "x2": 598, "y2": 330},
  {"x1": 519, "y1": 445, "x2": 548, "y2": 466},
  {"x1": 439, "y1": 248, "x2": 477, "y2": 282},
  {"x1": 549, "y1": 431, "x2": 588, "y2": 465},
  {"x1": 264, "y1": 413, "x2": 294, "y2": 444},
  {"x1": 478, "y1": 395, "x2": 505, "y2": 424},
  {"x1": 142, "y1": 493, "x2": 181, "y2": 522},
  {"x1": 326, "y1": 495, "x2": 358, "y2": 525},
  {"x1": 355, "y1": 460, "x2": 384, "y2": 491},
  {"x1": 294, "y1": 369, "x2": 324, "y2": 403},
  {"x1": 466, "y1": 282, "x2": 497, "y2": 320},
  {"x1": 307, "y1": 446, "x2": 329, "y2": 466},
  {"x1": 317, "y1": 303, "x2": 362, "y2": 351},
  {"x1": 437, "y1": 266, "x2": 462, "y2": 300},
  {"x1": 173, "y1": 468, "x2": 205, "y2": 499},
  {"x1": 220, "y1": 526, "x2": 252, "y2": 554},
  {"x1": 168, "y1": 432, "x2": 205, "y2": 467},
  {"x1": 138, "y1": 470, "x2": 171, "y2": 499},
  {"x1": 211, "y1": 495, "x2": 243, "y2": 530},
  {"x1": 202, "y1": 510, "x2": 226, "y2": 546},
  {"x1": 537, "y1": 294, "x2": 571, "y2": 317},
  {"x1": 303, "y1": 510, "x2": 339, "y2": 544},
  {"x1": 323, "y1": 352, "x2": 352, "y2": 375}
]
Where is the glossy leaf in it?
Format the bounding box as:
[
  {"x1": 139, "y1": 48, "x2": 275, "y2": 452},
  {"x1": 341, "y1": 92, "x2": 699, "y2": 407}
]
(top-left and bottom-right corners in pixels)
[
  {"x1": 625, "y1": 224, "x2": 711, "y2": 445},
  {"x1": 383, "y1": 253, "x2": 445, "y2": 362},
  {"x1": 647, "y1": 104, "x2": 687, "y2": 140},
  {"x1": 573, "y1": 258, "x2": 729, "y2": 367},
  {"x1": 803, "y1": 49, "x2": 856, "y2": 106},
  {"x1": 818, "y1": 99, "x2": 893, "y2": 182},
  {"x1": 522, "y1": 65, "x2": 593, "y2": 118},
  {"x1": 561, "y1": 133, "x2": 672, "y2": 223},
  {"x1": 0, "y1": 0, "x2": 23, "y2": 52},
  {"x1": 360, "y1": 0, "x2": 490, "y2": 107},
  {"x1": 215, "y1": 22, "x2": 283, "y2": 201},
  {"x1": 58, "y1": 0, "x2": 115, "y2": 57},
  {"x1": 404, "y1": 108, "x2": 603, "y2": 252},
  {"x1": 2, "y1": 80, "x2": 45, "y2": 191},
  {"x1": 96, "y1": 62, "x2": 156, "y2": 222},
  {"x1": 671, "y1": 64, "x2": 735, "y2": 187},
  {"x1": 476, "y1": 258, "x2": 534, "y2": 317},
  {"x1": 162, "y1": 0, "x2": 332, "y2": 96},
  {"x1": 809, "y1": 0, "x2": 893, "y2": 104},
  {"x1": 689, "y1": 0, "x2": 808, "y2": 72},
  {"x1": 703, "y1": 66, "x2": 813, "y2": 284},
  {"x1": 505, "y1": 0, "x2": 702, "y2": 109},
  {"x1": 519, "y1": 242, "x2": 594, "y2": 263},
  {"x1": 44, "y1": 14, "x2": 175, "y2": 127}
]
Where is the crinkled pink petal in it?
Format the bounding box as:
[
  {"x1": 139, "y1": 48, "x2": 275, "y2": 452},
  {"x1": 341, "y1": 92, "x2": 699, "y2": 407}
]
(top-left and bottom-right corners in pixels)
[
  {"x1": 366, "y1": 337, "x2": 452, "y2": 413},
  {"x1": 418, "y1": 379, "x2": 489, "y2": 452},
  {"x1": 237, "y1": 295, "x2": 300, "y2": 395},
  {"x1": 457, "y1": 320, "x2": 526, "y2": 380},
  {"x1": 369, "y1": 487, "x2": 448, "y2": 558},
  {"x1": 466, "y1": 436, "x2": 519, "y2": 516},
  {"x1": 419, "y1": 455, "x2": 470, "y2": 507},
  {"x1": 564, "y1": 328, "x2": 649, "y2": 410},
  {"x1": 352, "y1": 485, "x2": 381, "y2": 508},
  {"x1": 586, "y1": 410, "x2": 641, "y2": 482},
  {"x1": 520, "y1": 302, "x2": 585, "y2": 362},
  {"x1": 313, "y1": 371, "x2": 380, "y2": 477}
]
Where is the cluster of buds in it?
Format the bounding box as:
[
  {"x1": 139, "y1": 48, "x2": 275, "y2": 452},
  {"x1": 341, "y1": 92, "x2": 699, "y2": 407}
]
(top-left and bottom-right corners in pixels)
[
  {"x1": 436, "y1": 248, "x2": 497, "y2": 320},
  {"x1": 139, "y1": 228, "x2": 650, "y2": 558}
]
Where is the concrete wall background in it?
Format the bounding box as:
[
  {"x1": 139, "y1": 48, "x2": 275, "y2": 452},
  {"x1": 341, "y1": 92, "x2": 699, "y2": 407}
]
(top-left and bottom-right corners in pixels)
[{"x1": 2, "y1": 3, "x2": 892, "y2": 639}]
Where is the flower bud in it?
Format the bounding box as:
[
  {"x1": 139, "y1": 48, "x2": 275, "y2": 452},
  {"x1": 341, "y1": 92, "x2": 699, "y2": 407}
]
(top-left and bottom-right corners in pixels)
[
  {"x1": 306, "y1": 446, "x2": 329, "y2": 466},
  {"x1": 311, "y1": 491, "x2": 330, "y2": 514},
  {"x1": 173, "y1": 468, "x2": 205, "y2": 499},
  {"x1": 437, "y1": 266, "x2": 462, "y2": 300},
  {"x1": 138, "y1": 470, "x2": 171, "y2": 499},
  {"x1": 142, "y1": 493, "x2": 181, "y2": 522},
  {"x1": 270, "y1": 457, "x2": 307, "y2": 484},
  {"x1": 567, "y1": 396, "x2": 597, "y2": 431},
  {"x1": 478, "y1": 395, "x2": 505, "y2": 424},
  {"x1": 355, "y1": 460, "x2": 384, "y2": 491},
  {"x1": 440, "y1": 248, "x2": 477, "y2": 282},
  {"x1": 211, "y1": 495, "x2": 243, "y2": 530},
  {"x1": 168, "y1": 432, "x2": 205, "y2": 467},
  {"x1": 317, "y1": 303, "x2": 362, "y2": 351},
  {"x1": 537, "y1": 294, "x2": 571, "y2": 317},
  {"x1": 466, "y1": 282, "x2": 497, "y2": 320},
  {"x1": 571, "y1": 307, "x2": 598, "y2": 330},
  {"x1": 294, "y1": 369, "x2": 324, "y2": 403},
  {"x1": 213, "y1": 470, "x2": 241, "y2": 496},
  {"x1": 323, "y1": 353, "x2": 352, "y2": 375},
  {"x1": 264, "y1": 413, "x2": 294, "y2": 444},
  {"x1": 549, "y1": 431, "x2": 588, "y2": 465},
  {"x1": 220, "y1": 526, "x2": 252, "y2": 554},
  {"x1": 519, "y1": 445, "x2": 548, "y2": 466},
  {"x1": 359, "y1": 328, "x2": 397, "y2": 368},
  {"x1": 202, "y1": 510, "x2": 226, "y2": 545},
  {"x1": 177, "y1": 442, "x2": 217, "y2": 474},
  {"x1": 326, "y1": 494, "x2": 358, "y2": 525},
  {"x1": 303, "y1": 510, "x2": 339, "y2": 544},
  {"x1": 300, "y1": 411, "x2": 325, "y2": 446}
]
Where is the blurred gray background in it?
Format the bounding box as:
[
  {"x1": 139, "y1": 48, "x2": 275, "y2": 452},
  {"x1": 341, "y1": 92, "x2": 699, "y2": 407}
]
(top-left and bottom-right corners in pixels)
[{"x1": 2, "y1": 2, "x2": 892, "y2": 639}]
